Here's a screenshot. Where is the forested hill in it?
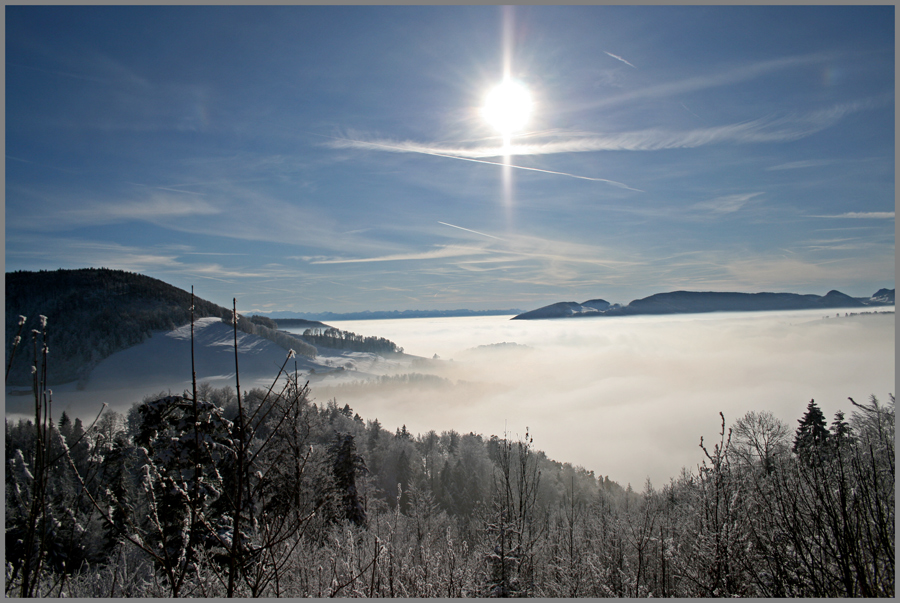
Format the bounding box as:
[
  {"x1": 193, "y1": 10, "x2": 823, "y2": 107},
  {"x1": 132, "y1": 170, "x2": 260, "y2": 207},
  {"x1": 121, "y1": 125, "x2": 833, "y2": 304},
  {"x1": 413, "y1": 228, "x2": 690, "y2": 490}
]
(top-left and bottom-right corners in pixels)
[
  {"x1": 4, "y1": 268, "x2": 316, "y2": 386},
  {"x1": 271, "y1": 318, "x2": 331, "y2": 330},
  {"x1": 299, "y1": 327, "x2": 403, "y2": 354}
]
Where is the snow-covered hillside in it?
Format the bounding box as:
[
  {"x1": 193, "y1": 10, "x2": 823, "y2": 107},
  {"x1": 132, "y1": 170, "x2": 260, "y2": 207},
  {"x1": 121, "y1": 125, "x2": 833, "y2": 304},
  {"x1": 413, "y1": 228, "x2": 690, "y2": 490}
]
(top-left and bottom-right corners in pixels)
[{"x1": 5, "y1": 317, "x2": 411, "y2": 422}]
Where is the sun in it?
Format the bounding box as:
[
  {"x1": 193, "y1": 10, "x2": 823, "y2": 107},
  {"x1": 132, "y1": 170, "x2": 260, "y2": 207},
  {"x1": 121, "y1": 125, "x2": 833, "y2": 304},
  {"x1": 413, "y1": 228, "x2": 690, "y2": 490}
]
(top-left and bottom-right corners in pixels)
[{"x1": 482, "y1": 79, "x2": 532, "y2": 137}]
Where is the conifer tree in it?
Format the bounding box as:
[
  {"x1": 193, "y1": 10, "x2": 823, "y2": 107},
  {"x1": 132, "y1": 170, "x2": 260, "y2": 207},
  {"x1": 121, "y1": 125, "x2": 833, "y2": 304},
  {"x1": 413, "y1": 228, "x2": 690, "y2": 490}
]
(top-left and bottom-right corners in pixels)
[
  {"x1": 829, "y1": 410, "x2": 852, "y2": 444},
  {"x1": 792, "y1": 399, "x2": 829, "y2": 455},
  {"x1": 397, "y1": 449, "x2": 412, "y2": 513},
  {"x1": 57, "y1": 411, "x2": 72, "y2": 443},
  {"x1": 327, "y1": 433, "x2": 367, "y2": 526}
]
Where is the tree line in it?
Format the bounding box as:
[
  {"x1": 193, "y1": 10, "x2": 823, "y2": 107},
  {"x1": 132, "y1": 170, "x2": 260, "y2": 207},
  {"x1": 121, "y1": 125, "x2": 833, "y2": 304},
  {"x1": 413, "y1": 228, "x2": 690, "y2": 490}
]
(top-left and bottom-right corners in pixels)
[{"x1": 301, "y1": 327, "x2": 403, "y2": 355}]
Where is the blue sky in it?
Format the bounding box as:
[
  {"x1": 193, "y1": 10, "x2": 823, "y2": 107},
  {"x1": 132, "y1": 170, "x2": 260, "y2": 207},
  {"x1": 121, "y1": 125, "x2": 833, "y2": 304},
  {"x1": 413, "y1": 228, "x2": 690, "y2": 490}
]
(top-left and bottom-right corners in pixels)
[{"x1": 5, "y1": 5, "x2": 894, "y2": 314}]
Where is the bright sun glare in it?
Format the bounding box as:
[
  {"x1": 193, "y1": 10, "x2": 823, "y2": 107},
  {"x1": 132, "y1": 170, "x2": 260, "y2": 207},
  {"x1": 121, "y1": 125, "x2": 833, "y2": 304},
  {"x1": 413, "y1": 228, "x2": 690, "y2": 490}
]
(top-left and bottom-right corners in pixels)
[{"x1": 482, "y1": 79, "x2": 532, "y2": 137}]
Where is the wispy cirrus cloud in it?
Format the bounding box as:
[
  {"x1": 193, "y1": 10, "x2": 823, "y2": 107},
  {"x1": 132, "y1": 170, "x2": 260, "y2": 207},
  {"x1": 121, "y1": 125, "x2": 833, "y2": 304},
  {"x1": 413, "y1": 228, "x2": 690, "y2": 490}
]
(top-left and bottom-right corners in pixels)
[
  {"x1": 325, "y1": 96, "x2": 885, "y2": 171},
  {"x1": 322, "y1": 134, "x2": 643, "y2": 191},
  {"x1": 725, "y1": 253, "x2": 896, "y2": 290},
  {"x1": 6, "y1": 177, "x2": 384, "y2": 257},
  {"x1": 4, "y1": 235, "x2": 278, "y2": 282},
  {"x1": 498, "y1": 237, "x2": 642, "y2": 269},
  {"x1": 803, "y1": 241, "x2": 878, "y2": 252},
  {"x1": 692, "y1": 192, "x2": 764, "y2": 214},
  {"x1": 438, "y1": 221, "x2": 505, "y2": 241},
  {"x1": 812, "y1": 211, "x2": 895, "y2": 219},
  {"x1": 6, "y1": 188, "x2": 222, "y2": 231},
  {"x1": 5, "y1": 235, "x2": 184, "y2": 273},
  {"x1": 308, "y1": 245, "x2": 488, "y2": 265},
  {"x1": 765, "y1": 159, "x2": 840, "y2": 171},
  {"x1": 579, "y1": 52, "x2": 837, "y2": 111},
  {"x1": 604, "y1": 51, "x2": 636, "y2": 69},
  {"x1": 300, "y1": 224, "x2": 644, "y2": 297},
  {"x1": 71, "y1": 195, "x2": 221, "y2": 222}
]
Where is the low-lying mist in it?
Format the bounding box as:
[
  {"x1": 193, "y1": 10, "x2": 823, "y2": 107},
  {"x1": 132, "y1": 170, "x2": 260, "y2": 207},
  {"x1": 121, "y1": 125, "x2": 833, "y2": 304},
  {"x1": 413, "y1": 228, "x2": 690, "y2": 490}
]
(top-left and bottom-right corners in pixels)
[{"x1": 304, "y1": 309, "x2": 894, "y2": 487}]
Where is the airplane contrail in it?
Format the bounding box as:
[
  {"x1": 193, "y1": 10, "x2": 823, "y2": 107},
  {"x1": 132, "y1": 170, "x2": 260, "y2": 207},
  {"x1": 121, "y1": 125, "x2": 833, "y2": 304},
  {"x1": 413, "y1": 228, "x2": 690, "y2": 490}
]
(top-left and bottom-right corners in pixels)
[
  {"x1": 314, "y1": 133, "x2": 644, "y2": 192},
  {"x1": 438, "y1": 221, "x2": 505, "y2": 240},
  {"x1": 604, "y1": 51, "x2": 636, "y2": 68}
]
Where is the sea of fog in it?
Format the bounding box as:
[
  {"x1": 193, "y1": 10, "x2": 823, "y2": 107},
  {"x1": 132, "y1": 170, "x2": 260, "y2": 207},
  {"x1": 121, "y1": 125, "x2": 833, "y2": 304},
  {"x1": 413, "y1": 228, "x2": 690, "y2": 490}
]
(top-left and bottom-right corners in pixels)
[{"x1": 288, "y1": 308, "x2": 894, "y2": 488}]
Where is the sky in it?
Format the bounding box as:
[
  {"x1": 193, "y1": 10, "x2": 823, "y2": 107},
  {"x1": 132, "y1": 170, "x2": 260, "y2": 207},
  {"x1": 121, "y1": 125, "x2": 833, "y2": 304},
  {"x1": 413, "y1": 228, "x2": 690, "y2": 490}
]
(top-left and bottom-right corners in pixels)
[{"x1": 5, "y1": 5, "x2": 895, "y2": 314}]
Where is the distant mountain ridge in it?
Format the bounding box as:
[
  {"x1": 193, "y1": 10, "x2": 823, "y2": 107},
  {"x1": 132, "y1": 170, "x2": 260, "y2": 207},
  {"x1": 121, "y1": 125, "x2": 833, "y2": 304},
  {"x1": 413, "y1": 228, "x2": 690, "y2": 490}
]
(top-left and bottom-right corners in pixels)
[
  {"x1": 870, "y1": 288, "x2": 895, "y2": 304},
  {"x1": 265, "y1": 308, "x2": 523, "y2": 321},
  {"x1": 512, "y1": 289, "x2": 895, "y2": 320}
]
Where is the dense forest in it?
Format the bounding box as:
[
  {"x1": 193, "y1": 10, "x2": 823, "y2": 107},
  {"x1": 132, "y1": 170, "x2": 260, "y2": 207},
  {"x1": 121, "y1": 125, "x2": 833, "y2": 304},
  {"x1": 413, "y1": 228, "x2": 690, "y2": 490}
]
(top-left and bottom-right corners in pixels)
[
  {"x1": 4, "y1": 310, "x2": 894, "y2": 597},
  {"x1": 300, "y1": 327, "x2": 404, "y2": 355},
  {"x1": 5, "y1": 269, "x2": 316, "y2": 386}
]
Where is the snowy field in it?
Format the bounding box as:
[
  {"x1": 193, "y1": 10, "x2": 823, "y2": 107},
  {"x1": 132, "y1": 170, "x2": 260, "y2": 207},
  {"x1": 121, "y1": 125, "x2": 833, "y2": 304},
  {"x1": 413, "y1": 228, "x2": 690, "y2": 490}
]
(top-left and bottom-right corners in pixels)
[{"x1": 5, "y1": 317, "x2": 390, "y2": 427}]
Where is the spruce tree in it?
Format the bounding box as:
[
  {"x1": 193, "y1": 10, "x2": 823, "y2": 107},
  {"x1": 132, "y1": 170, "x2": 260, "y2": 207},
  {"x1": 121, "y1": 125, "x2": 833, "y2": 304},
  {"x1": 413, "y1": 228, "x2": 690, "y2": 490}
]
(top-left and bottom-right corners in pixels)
[
  {"x1": 397, "y1": 449, "x2": 411, "y2": 513},
  {"x1": 792, "y1": 399, "x2": 829, "y2": 455},
  {"x1": 327, "y1": 433, "x2": 367, "y2": 526},
  {"x1": 57, "y1": 411, "x2": 72, "y2": 444},
  {"x1": 829, "y1": 410, "x2": 852, "y2": 443}
]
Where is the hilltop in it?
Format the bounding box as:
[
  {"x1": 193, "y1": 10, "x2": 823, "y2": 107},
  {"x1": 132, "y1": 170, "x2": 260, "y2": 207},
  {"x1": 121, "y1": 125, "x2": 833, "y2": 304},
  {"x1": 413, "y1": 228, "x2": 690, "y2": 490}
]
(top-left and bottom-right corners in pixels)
[{"x1": 5, "y1": 269, "x2": 319, "y2": 386}]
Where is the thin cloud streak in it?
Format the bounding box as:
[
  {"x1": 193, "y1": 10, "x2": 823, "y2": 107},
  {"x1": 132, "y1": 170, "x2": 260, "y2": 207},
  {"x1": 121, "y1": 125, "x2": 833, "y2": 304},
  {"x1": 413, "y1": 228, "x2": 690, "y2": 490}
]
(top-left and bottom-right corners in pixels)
[
  {"x1": 4, "y1": 235, "x2": 283, "y2": 282},
  {"x1": 692, "y1": 192, "x2": 764, "y2": 214},
  {"x1": 325, "y1": 96, "x2": 883, "y2": 172},
  {"x1": 812, "y1": 212, "x2": 895, "y2": 219},
  {"x1": 72, "y1": 196, "x2": 221, "y2": 220},
  {"x1": 579, "y1": 51, "x2": 837, "y2": 111},
  {"x1": 765, "y1": 159, "x2": 839, "y2": 171},
  {"x1": 7, "y1": 192, "x2": 221, "y2": 231},
  {"x1": 438, "y1": 221, "x2": 505, "y2": 241},
  {"x1": 604, "y1": 51, "x2": 636, "y2": 68},
  {"x1": 7, "y1": 178, "x2": 398, "y2": 258},
  {"x1": 133, "y1": 185, "x2": 208, "y2": 196},
  {"x1": 323, "y1": 135, "x2": 644, "y2": 191},
  {"x1": 309, "y1": 245, "x2": 488, "y2": 265},
  {"x1": 517, "y1": 100, "x2": 884, "y2": 152}
]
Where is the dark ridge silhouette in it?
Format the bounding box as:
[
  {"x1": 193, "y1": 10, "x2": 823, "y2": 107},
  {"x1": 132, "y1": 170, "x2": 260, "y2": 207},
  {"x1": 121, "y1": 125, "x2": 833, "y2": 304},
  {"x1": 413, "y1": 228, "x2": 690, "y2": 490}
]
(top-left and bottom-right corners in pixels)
[
  {"x1": 512, "y1": 288, "x2": 894, "y2": 320},
  {"x1": 266, "y1": 308, "x2": 523, "y2": 321}
]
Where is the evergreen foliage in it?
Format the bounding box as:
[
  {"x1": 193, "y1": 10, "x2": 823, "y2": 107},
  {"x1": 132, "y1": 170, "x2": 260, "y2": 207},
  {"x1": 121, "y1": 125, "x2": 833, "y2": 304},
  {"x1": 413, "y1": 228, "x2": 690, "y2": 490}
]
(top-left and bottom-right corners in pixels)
[
  {"x1": 792, "y1": 399, "x2": 830, "y2": 456},
  {"x1": 325, "y1": 433, "x2": 368, "y2": 526},
  {"x1": 248, "y1": 315, "x2": 278, "y2": 330},
  {"x1": 301, "y1": 327, "x2": 403, "y2": 354}
]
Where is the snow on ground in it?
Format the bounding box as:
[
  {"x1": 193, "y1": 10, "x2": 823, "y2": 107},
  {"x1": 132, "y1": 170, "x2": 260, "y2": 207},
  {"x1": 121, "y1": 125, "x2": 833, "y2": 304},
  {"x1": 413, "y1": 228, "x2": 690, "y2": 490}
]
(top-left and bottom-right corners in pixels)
[{"x1": 5, "y1": 317, "x2": 415, "y2": 423}]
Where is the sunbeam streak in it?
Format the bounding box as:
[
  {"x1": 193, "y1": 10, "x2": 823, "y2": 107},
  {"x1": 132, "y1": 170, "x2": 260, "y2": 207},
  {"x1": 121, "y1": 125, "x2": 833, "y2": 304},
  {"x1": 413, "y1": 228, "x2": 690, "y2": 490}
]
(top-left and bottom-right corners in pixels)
[{"x1": 500, "y1": 5, "x2": 517, "y2": 227}]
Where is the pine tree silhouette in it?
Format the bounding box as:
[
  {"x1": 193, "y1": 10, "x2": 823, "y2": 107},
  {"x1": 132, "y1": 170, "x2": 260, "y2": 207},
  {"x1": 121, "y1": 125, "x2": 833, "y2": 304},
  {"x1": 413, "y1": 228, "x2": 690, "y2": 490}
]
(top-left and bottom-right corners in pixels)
[{"x1": 792, "y1": 399, "x2": 829, "y2": 455}]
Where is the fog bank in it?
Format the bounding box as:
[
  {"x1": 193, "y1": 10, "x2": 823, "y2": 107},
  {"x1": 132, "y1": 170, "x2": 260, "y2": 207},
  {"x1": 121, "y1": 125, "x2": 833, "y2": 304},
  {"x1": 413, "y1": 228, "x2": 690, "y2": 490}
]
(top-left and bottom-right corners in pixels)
[{"x1": 306, "y1": 309, "x2": 894, "y2": 487}]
